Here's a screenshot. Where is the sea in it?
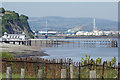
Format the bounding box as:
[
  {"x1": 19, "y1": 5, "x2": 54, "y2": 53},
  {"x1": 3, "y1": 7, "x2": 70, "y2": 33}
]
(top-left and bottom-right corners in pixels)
[{"x1": 38, "y1": 38, "x2": 118, "y2": 63}]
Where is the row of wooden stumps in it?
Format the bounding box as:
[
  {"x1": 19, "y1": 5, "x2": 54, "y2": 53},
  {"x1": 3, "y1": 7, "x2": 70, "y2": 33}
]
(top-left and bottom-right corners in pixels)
[
  {"x1": 118, "y1": 63, "x2": 120, "y2": 80},
  {"x1": 6, "y1": 64, "x2": 97, "y2": 79}
]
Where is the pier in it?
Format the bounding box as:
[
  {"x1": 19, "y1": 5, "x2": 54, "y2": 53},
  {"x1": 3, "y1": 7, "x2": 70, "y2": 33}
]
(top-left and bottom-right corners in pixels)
[
  {"x1": 30, "y1": 39, "x2": 118, "y2": 48},
  {"x1": 0, "y1": 32, "x2": 118, "y2": 48},
  {"x1": 0, "y1": 37, "x2": 118, "y2": 48},
  {"x1": 0, "y1": 38, "x2": 118, "y2": 48}
]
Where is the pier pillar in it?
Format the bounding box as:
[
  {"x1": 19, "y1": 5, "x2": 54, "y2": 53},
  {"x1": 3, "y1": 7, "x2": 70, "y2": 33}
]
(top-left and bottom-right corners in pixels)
[
  {"x1": 25, "y1": 41, "x2": 27, "y2": 45},
  {"x1": 9, "y1": 42, "x2": 14, "y2": 44},
  {"x1": 23, "y1": 41, "x2": 25, "y2": 45},
  {"x1": 15, "y1": 42, "x2": 19, "y2": 45},
  {"x1": 111, "y1": 40, "x2": 117, "y2": 48},
  {"x1": 29, "y1": 40, "x2": 31, "y2": 46},
  {"x1": 13, "y1": 41, "x2": 15, "y2": 44},
  {"x1": 20, "y1": 41, "x2": 23, "y2": 45},
  {"x1": 19, "y1": 41, "x2": 20, "y2": 45}
]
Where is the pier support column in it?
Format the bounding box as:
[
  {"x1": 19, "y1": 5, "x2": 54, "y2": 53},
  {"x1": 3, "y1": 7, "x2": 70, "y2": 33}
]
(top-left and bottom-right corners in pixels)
[{"x1": 15, "y1": 42, "x2": 19, "y2": 45}]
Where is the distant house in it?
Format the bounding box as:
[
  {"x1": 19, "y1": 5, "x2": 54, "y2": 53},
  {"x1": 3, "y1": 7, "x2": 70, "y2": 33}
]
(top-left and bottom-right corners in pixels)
[{"x1": 2, "y1": 32, "x2": 27, "y2": 41}]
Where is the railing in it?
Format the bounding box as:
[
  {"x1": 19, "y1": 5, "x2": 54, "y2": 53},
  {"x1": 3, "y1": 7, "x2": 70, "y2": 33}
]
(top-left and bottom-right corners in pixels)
[
  {"x1": 1, "y1": 58, "x2": 119, "y2": 79},
  {"x1": 31, "y1": 39, "x2": 118, "y2": 48}
]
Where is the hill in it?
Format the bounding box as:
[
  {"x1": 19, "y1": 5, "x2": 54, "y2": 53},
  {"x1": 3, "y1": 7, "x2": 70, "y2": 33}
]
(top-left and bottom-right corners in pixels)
[
  {"x1": 0, "y1": 8, "x2": 34, "y2": 38},
  {"x1": 28, "y1": 16, "x2": 117, "y2": 32}
]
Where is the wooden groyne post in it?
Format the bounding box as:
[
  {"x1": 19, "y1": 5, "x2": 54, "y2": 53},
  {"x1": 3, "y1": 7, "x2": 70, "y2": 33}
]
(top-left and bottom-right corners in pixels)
[
  {"x1": 61, "y1": 69, "x2": 67, "y2": 78},
  {"x1": 70, "y1": 64, "x2": 74, "y2": 78},
  {"x1": 118, "y1": 63, "x2": 120, "y2": 80},
  {"x1": 90, "y1": 70, "x2": 97, "y2": 80},
  {"x1": 6, "y1": 67, "x2": 12, "y2": 79},
  {"x1": 21, "y1": 68, "x2": 25, "y2": 79},
  {"x1": 102, "y1": 61, "x2": 105, "y2": 80},
  {"x1": 79, "y1": 62, "x2": 81, "y2": 80},
  {"x1": 38, "y1": 69, "x2": 43, "y2": 78}
]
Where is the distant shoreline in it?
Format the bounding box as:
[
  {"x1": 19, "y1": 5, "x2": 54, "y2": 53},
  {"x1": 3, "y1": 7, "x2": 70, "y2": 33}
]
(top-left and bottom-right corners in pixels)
[{"x1": 38, "y1": 35, "x2": 118, "y2": 39}]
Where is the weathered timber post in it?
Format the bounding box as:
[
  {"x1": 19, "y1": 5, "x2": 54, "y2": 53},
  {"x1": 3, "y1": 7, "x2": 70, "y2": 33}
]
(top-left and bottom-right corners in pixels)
[
  {"x1": 57, "y1": 40, "x2": 58, "y2": 47},
  {"x1": 35, "y1": 40, "x2": 37, "y2": 46},
  {"x1": 102, "y1": 61, "x2": 105, "y2": 80},
  {"x1": 73, "y1": 40, "x2": 74, "y2": 48},
  {"x1": 61, "y1": 69, "x2": 67, "y2": 78},
  {"x1": 38, "y1": 69, "x2": 43, "y2": 78},
  {"x1": 69, "y1": 59, "x2": 71, "y2": 79},
  {"x1": 29, "y1": 40, "x2": 31, "y2": 46},
  {"x1": 46, "y1": 40, "x2": 47, "y2": 47},
  {"x1": 111, "y1": 40, "x2": 117, "y2": 48},
  {"x1": 79, "y1": 62, "x2": 81, "y2": 80},
  {"x1": 6, "y1": 67, "x2": 12, "y2": 79},
  {"x1": 26, "y1": 40, "x2": 27, "y2": 46},
  {"x1": 90, "y1": 70, "x2": 97, "y2": 80},
  {"x1": 70, "y1": 64, "x2": 74, "y2": 78},
  {"x1": 21, "y1": 68, "x2": 25, "y2": 79},
  {"x1": 46, "y1": 60, "x2": 48, "y2": 77},
  {"x1": 114, "y1": 40, "x2": 117, "y2": 47},
  {"x1": 118, "y1": 63, "x2": 120, "y2": 80},
  {"x1": 61, "y1": 59, "x2": 63, "y2": 69}
]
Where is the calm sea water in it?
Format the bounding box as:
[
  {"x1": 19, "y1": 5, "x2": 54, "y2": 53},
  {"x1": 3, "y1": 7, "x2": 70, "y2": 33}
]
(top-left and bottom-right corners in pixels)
[{"x1": 40, "y1": 39, "x2": 118, "y2": 62}]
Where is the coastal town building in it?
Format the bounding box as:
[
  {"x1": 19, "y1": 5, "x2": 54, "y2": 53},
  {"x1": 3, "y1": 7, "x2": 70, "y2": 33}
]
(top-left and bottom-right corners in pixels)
[
  {"x1": 38, "y1": 31, "x2": 57, "y2": 36},
  {"x1": 35, "y1": 18, "x2": 119, "y2": 37},
  {"x1": 2, "y1": 32, "x2": 27, "y2": 41},
  {"x1": 76, "y1": 18, "x2": 119, "y2": 36},
  {"x1": 37, "y1": 20, "x2": 57, "y2": 36}
]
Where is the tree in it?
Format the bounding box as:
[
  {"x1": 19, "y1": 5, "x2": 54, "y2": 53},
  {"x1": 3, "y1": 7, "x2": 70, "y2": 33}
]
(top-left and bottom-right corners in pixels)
[
  {"x1": 0, "y1": 8, "x2": 5, "y2": 13},
  {"x1": 19, "y1": 14, "x2": 28, "y2": 20}
]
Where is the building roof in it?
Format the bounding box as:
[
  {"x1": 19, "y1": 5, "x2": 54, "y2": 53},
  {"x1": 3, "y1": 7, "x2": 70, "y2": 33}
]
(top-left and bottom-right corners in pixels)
[
  {"x1": 4, "y1": 32, "x2": 26, "y2": 36},
  {"x1": 7, "y1": 34, "x2": 25, "y2": 36}
]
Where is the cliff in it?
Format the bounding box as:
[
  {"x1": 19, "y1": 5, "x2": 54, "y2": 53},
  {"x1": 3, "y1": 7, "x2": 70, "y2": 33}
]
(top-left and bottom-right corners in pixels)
[{"x1": 0, "y1": 8, "x2": 34, "y2": 38}]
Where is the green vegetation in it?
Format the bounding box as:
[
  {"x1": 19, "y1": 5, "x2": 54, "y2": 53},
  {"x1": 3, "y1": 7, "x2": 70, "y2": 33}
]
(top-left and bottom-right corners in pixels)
[
  {"x1": 73, "y1": 54, "x2": 118, "y2": 78},
  {"x1": 0, "y1": 52, "x2": 14, "y2": 59},
  {"x1": 1, "y1": 73, "x2": 38, "y2": 78},
  {"x1": 0, "y1": 8, "x2": 34, "y2": 38},
  {"x1": 81, "y1": 53, "x2": 116, "y2": 66},
  {"x1": 1, "y1": 53, "x2": 117, "y2": 78},
  {"x1": 0, "y1": 8, "x2": 5, "y2": 13}
]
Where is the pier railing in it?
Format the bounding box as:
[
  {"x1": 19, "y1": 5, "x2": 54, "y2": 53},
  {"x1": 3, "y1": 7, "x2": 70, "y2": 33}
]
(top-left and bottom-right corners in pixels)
[
  {"x1": 1, "y1": 58, "x2": 119, "y2": 79},
  {"x1": 30, "y1": 39, "x2": 118, "y2": 48}
]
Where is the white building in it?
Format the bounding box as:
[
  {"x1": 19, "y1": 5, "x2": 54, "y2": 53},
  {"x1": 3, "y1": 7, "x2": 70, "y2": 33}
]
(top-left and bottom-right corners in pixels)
[
  {"x1": 2, "y1": 32, "x2": 27, "y2": 41},
  {"x1": 76, "y1": 31, "x2": 84, "y2": 35},
  {"x1": 38, "y1": 31, "x2": 57, "y2": 36}
]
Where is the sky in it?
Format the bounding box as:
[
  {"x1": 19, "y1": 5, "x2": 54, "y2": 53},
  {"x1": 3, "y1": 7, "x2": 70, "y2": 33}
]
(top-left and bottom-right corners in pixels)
[
  {"x1": 2, "y1": 2, "x2": 118, "y2": 21},
  {"x1": 1, "y1": 0, "x2": 119, "y2": 2}
]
